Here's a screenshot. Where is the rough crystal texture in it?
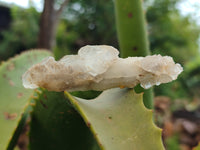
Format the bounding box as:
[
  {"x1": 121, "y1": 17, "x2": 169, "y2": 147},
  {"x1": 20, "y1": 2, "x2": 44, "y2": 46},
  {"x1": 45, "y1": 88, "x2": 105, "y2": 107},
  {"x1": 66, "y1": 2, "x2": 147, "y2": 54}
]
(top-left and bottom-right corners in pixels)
[{"x1": 22, "y1": 45, "x2": 183, "y2": 92}]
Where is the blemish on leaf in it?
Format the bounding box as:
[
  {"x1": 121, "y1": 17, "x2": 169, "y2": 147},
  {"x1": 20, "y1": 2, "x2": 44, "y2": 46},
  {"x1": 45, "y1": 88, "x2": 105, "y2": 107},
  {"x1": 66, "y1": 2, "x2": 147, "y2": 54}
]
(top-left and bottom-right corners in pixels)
[
  {"x1": 128, "y1": 12, "x2": 133, "y2": 18},
  {"x1": 87, "y1": 122, "x2": 91, "y2": 127},
  {"x1": 9, "y1": 80, "x2": 15, "y2": 86},
  {"x1": 43, "y1": 94, "x2": 47, "y2": 100},
  {"x1": 39, "y1": 100, "x2": 48, "y2": 109},
  {"x1": 59, "y1": 112, "x2": 64, "y2": 114},
  {"x1": 108, "y1": 116, "x2": 112, "y2": 120},
  {"x1": 17, "y1": 93, "x2": 23, "y2": 98},
  {"x1": 7, "y1": 63, "x2": 15, "y2": 71},
  {"x1": 132, "y1": 46, "x2": 138, "y2": 51},
  {"x1": 3, "y1": 74, "x2": 7, "y2": 79},
  {"x1": 4, "y1": 112, "x2": 17, "y2": 120}
]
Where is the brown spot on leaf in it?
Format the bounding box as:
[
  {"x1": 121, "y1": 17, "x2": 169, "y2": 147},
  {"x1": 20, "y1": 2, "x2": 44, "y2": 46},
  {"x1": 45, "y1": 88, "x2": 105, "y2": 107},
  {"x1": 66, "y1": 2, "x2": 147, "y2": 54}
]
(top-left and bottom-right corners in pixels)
[
  {"x1": 7, "y1": 63, "x2": 15, "y2": 71},
  {"x1": 9, "y1": 80, "x2": 15, "y2": 86},
  {"x1": 59, "y1": 112, "x2": 64, "y2": 114},
  {"x1": 132, "y1": 46, "x2": 138, "y2": 51},
  {"x1": 39, "y1": 100, "x2": 48, "y2": 109},
  {"x1": 17, "y1": 93, "x2": 23, "y2": 98},
  {"x1": 43, "y1": 94, "x2": 47, "y2": 100},
  {"x1": 3, "y1": 74, "x2": 7, "y2": 79},
  {"x1": 128, "y1": 12, "x2": 133, "y2": 18},
  {"x1": 108, "y1": 116, "x2": 112, "y2": 120},
  {"x1": 87, "y1": 122, "x2": 91, "y2": 127},
  {"x1": 16, "y1": 122, "x2": 30, "y2": 150},
  {"x1": 4, "y1": 112, "x2": 17, "y2": 120}
]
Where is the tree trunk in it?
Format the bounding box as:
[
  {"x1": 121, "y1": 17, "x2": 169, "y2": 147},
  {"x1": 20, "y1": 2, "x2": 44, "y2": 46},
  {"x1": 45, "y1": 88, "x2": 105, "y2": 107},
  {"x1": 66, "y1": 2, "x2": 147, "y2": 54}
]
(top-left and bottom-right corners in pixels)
[
  {"x1": 38, "y1": 0, "x2": 58, "y2": 50},
  {"x1": 38, "y1": 0, "x2": 69, "y2": 50}
]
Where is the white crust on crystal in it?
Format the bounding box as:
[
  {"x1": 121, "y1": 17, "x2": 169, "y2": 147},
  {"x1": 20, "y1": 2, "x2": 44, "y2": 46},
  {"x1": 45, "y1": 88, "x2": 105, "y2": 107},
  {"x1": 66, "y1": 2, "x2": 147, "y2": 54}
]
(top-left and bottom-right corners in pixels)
[{"x1": 22, "y1": 45, "x2": 183, "y2": 92}]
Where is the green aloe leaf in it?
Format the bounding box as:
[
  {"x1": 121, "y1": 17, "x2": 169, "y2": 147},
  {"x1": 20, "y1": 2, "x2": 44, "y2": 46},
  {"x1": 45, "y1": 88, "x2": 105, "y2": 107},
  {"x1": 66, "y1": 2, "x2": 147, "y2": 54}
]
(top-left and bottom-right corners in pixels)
[
  {"x1": 114, "y1": 0, "x2": 153, "y2": 109},
  {"x1": 0, "y1": 50, "x2": 51, "y2": 150},
  {"x1": 66, "y1": 88, "x2": 165, "y2": 150},
  {"x1": 29, "y1": 89, "x2": 100, "y2": 150}
]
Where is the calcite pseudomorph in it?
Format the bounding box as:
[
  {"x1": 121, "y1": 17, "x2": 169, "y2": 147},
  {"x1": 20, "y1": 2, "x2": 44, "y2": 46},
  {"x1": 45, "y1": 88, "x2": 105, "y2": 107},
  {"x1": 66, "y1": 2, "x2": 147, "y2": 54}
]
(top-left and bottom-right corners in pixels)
[{"x1": 22, "y1": 45, "x2": 183, "y2": 92}]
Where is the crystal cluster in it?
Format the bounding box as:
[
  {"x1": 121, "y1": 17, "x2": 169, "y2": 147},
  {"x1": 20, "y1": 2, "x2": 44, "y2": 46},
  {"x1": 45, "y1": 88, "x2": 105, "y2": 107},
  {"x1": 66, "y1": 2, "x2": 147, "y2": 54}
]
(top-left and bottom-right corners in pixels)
[{"x1": 22, "y1": 45, "x2": 183, "y2": 92}]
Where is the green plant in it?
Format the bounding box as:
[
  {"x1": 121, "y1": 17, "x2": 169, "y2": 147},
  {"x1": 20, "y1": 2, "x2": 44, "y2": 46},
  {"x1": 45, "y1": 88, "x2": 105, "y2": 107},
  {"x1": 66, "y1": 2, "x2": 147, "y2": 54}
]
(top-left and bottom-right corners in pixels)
[
  {"x1": 0, "y1": 49, "x2": 166, "y2": 150},
  {"x1": 114, "y1": 0, "x2": 153, "y2": 109},
  {"x1": 0, "y1": 0, "x2": 181, "y2": 149},
  {"x1": 0, "y1": 50, "x2": 51, "y2": 150},
  {"x1": 0, "y1": 47, "x2": 165, "y2": 149}
]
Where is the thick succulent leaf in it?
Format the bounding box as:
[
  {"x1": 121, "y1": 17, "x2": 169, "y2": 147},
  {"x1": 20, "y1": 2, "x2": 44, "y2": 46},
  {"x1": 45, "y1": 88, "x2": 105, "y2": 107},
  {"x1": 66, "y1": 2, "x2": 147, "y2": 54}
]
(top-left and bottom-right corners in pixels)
[
  {"x1": 66, "y1": 88, "x2": 165, "y2": 150},
  {"x1": 29, "y1": 89, "x2": 100, "y2": 150},
  {"x1": 0, "y1": 50, "x2": 51, "y2": 150}
]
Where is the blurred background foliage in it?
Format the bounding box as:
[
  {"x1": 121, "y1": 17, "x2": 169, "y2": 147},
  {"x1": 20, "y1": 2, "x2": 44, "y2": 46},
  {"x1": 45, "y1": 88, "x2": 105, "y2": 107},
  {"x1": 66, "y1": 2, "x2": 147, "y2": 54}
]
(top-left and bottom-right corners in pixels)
[
  {"x1": 0, "y1": 6, "x2": 39, "y2": 60},
  {"x1": 0, "y1": 0, "x2": 200, "y2": 149}
]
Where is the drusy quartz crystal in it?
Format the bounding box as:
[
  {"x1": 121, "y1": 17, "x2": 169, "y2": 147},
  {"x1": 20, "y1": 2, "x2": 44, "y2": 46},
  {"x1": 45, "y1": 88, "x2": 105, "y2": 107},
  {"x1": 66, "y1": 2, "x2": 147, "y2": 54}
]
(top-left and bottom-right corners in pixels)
[{"x1": 22, "y1": 45, "x2": 183, "y2": 92}]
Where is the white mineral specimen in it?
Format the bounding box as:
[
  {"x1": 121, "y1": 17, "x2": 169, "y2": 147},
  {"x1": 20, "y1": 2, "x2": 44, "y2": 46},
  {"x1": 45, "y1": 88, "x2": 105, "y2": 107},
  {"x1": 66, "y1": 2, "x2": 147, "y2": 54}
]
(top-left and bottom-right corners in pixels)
[{"x1": 22, "y1": 45, "x2": 183, "y2": 92}]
